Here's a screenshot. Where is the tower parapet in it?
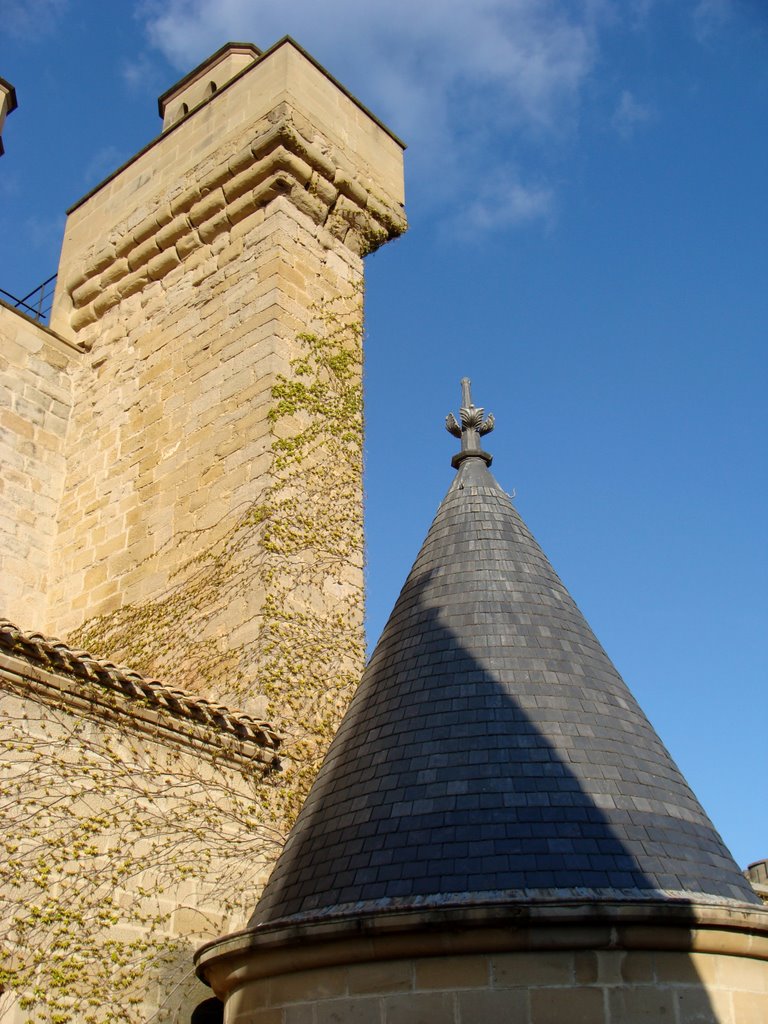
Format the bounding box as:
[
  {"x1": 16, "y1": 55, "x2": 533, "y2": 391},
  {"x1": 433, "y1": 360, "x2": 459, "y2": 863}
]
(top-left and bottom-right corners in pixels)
[
  {"x1": 51, "y1": 36, "x2": 405, "y2": 336},
  {"x1": 158, "y1": 42, "x2": 262, "y2": 131}
]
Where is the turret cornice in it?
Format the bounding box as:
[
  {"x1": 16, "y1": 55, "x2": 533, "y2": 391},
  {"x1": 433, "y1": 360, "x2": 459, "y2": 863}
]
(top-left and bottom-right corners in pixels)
[{"x1": 65, "y1": 112, "x2": 406, "y2": 332}]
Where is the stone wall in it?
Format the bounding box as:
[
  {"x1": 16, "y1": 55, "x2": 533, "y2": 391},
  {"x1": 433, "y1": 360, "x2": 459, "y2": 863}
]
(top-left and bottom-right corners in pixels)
[
  {"x1": 224, "y1": 952, "x2": 768, "y2": 1024},
  {"x1": 39, "y1": 40, "x2": 405, "y2": 726},
  {"x1": 0, "y1": 304, "x2": 79, "y2": 628},
  {"x1": 745, "y1": 860, "x2": 768, "y2": 904},
  {"x1": 45, "y1": 186, "x2": 364, "y2": 715},
  {"x1": 0, "y1": 636, "x2": 278, "y2": 1024},
  {"x1": 0, "y1": 44, "x2": 406, "y2": 1023}
]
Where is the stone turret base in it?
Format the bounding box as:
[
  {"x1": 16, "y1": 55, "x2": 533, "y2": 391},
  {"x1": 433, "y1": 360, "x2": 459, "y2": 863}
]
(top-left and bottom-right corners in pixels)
[{"x1": 196, "y1": 902, "x2": 768, "y2": 1023}]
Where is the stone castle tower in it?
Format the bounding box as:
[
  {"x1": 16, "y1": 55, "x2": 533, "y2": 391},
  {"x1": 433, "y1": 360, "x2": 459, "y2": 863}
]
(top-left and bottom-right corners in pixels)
[
  {"x1": 0, "y1": 38, "x2": 405, "y2": 1024},
  {"x1": 1, "y1": 38, "x2": 405, "y2": 715}
]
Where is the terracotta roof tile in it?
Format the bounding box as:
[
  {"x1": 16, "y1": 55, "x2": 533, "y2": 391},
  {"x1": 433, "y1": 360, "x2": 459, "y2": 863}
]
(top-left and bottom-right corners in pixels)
[{"x1": 0, "y1": 618, "x2": 280, "y2": 754}]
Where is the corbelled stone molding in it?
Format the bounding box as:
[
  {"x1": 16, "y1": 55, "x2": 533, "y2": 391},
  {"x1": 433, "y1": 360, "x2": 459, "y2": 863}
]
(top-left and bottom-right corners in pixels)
[
  {"x1": 196, "y1": 900, "x2": 768, "y2": 995},
  {"x1": 65, "y1": 108, "x2": 407, "y2": 332}
]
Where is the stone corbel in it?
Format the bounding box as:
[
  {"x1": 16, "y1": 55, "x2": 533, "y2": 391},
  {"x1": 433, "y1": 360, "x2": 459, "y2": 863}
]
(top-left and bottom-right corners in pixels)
[{"x1": 66, "y1": 113, "x2": 407, "y2": 332}]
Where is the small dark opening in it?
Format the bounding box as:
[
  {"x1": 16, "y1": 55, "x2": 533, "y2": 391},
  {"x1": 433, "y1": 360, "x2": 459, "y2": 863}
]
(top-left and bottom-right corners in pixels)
[
  {"x1": 191, "y1": 997, "x2": 223, "y2": 1024},
  {"x1": 174, "y1": 101, "x2": 189, "y2": 124}
]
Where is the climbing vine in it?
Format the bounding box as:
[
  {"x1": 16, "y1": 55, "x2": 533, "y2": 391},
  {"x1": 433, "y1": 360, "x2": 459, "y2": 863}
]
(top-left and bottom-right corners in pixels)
[
  {"x1": 69, "y1": 287, "x2": 366, "y2": 817},
  {"x1": 259, "y1": 311, "x2": 365, "y2": 821},
  {"x1": 0, "y1": 289, "x2": 366, "y2": 1021},
  {"x1": 0, "y1": 687, "x2": 282, "y2": 1023}
]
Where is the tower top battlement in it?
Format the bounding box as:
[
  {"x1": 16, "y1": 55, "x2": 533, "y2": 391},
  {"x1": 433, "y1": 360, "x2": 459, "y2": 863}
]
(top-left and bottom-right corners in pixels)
[
  {"x1": 52, "y1": 36, "x2": 406, "y2": 337},
  {"x1": 158, "y1": 42, "x2": 261, "y2": 131}
]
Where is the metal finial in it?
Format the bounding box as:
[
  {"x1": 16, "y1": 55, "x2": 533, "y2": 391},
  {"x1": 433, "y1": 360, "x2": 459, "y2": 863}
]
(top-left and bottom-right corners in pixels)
[{"x1": 445, "y1": 377, "x2": 494, "y2": 469}]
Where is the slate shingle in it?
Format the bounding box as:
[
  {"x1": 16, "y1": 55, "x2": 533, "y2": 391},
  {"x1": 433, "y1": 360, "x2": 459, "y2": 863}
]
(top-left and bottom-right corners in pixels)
[{"x1": 251, "y1": 451, "x2": 758, "y2": 927}]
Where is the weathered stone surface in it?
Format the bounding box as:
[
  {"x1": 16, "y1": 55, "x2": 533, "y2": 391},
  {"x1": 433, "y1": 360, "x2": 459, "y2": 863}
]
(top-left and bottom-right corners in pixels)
[
  {"x1": 1, "y1": 38, "x2": 406, "y2": 1024},
  {"x1": 36, "y1": 38, "x2": 405, "y2": 726},
  {"x1": 0, "y1": 630, "x2": 276, "y2": 1024},
  {"x1": 0, "y1": 305, "x2": 79, "y2": 628},
  {"x1": 60, "y1": 45, "x2": 406, "y2": 323},
  {"x1": 199, "y1": 937, "x2": 768, "y2": 1024}
]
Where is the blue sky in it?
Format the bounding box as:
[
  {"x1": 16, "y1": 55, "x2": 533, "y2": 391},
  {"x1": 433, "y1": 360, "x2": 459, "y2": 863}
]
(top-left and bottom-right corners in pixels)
[{"x1": 2, "y1": 1, "x2": 766, "y2": 870}]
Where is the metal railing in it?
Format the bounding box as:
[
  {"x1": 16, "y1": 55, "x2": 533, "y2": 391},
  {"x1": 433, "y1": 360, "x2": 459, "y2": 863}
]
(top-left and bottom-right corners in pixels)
[{"x1": 0, "y1": 273, "x2": 57, "y2": 324}]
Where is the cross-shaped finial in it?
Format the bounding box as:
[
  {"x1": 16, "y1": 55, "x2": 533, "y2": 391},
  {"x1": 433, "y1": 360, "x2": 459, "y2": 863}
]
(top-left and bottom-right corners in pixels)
[{"x1": 445, "y1": 377, "x2": 494, "y2": 468}]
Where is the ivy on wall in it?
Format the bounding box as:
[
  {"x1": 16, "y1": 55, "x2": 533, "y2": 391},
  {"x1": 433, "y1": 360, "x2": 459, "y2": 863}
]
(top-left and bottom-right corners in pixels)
[
  {"x1": 0, "y1": 291, "x2": 365, "y2": 1022},
  {"x1": 0, "y1": 690, "x2": 280, "y2": 1024}
]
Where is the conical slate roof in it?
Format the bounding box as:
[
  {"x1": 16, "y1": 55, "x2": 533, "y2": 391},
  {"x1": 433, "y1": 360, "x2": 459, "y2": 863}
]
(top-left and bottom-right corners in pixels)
[{"x1": 252, "y1": 383, "x2": 758, "y2": 928}]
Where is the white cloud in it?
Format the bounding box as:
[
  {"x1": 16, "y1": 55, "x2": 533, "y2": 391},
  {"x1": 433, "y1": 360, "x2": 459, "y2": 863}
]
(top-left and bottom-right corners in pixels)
[
  {"x1": 122, "y1": 52, "x2": 166, "y2": 96},
  {"x1": 462, "y1": 177, "x2": 554, "y2": 235},
  {"x1": 140, "y1": 0, "x2": 600, "y2": 133},
  {"x1": 627, "y1": 0, "x2": 657, "y2": 22},
  {"x1": 133, "y1": 0, "x2": 608, "y2": 233},
  {"x1": 611, "y1": 90, "x2": 652, "y2": 139},
  {"x1": 4, "y1": 0, "x2": 67, "y2": 39},
  {"x1": 692, "y1": 0, "x2": 732, "y2": 42}
]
